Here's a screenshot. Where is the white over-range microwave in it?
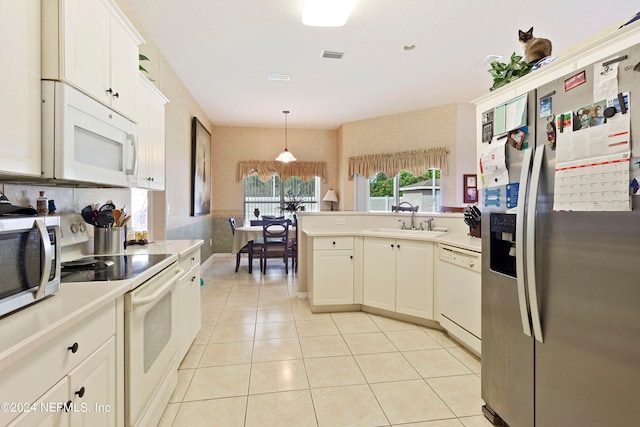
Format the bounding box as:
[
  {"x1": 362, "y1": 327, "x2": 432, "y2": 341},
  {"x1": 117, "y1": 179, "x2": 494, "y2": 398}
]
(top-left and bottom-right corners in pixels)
[{"x1": 41, "y1": 81, "x2": 138, "y2": 187}]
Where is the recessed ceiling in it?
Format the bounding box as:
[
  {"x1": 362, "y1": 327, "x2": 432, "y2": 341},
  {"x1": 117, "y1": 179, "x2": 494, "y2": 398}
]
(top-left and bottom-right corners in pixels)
[{"x1": 123, "y1": 0, "x2": 638, "y2": 130}]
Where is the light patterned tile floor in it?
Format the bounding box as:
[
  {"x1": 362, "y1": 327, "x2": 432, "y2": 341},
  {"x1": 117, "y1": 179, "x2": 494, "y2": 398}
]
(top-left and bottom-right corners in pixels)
[{"x1": 158, "y1": 255, "x2": 492, "y2": 427}]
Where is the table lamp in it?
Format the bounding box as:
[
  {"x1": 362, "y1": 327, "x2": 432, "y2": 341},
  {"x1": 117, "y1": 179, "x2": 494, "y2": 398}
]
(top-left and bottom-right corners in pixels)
[{"x1": 322, "y1": 189, "x2": 338, "y2": 211}]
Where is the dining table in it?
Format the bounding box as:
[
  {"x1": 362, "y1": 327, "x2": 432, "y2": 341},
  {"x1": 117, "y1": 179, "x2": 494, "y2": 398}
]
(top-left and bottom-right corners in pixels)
[{"x1": 231, "y1": 225, "x2": 297, "y2": 254}]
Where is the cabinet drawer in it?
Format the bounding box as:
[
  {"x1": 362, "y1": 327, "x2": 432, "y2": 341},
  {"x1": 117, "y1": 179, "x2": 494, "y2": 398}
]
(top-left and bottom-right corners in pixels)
[
  {"x1": 178, "y1": 248, "x2": 200, "y2": 273},
  {"x1": 0, "y1": 303, "x2": 115, "y2": 426},
  {"x1": 314, "y1": 236, "x2": 353, "y2": 250}
]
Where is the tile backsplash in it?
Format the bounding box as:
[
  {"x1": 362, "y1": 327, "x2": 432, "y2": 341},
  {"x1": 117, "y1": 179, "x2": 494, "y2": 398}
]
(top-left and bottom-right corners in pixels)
[{"x1": 1, "y1": 183, "x2": 146, "y2": 230}]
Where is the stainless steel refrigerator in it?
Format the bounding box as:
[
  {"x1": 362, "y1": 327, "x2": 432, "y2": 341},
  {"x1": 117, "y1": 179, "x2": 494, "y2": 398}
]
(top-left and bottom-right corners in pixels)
[{"x1": 481, "y1": 44, "x2": 640, "y2": 427}]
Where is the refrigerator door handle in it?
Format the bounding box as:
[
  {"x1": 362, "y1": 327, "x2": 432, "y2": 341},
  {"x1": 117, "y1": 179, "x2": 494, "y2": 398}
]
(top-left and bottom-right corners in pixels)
[
  {"x1": 515, "y1": 147, "x2": 533, "y2": 337},
  {"x1": 527, "y1": 146, "x2": 545, "y2": 343}
]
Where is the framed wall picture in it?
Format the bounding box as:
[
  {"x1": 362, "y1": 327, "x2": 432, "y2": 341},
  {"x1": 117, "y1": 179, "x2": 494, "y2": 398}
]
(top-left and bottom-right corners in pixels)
[
  {"x1": 191, "y1": 117, "x2": 211, "y2": 216},
  {"x1": 463, "y1": 174, "x2": 478, "y2": 203}
]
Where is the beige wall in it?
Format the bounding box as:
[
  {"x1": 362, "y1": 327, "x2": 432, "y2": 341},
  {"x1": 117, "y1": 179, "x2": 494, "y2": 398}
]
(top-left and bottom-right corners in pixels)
[
  {"x1": 117, "y1": 0, "x2": 476, "y2": 253},
  {"x1": 212, "y1": 126, "x2": 339, "y2": 216},
  {"x1": 338, "y1": 104, "x2": 476, "y2": 210},
  {"x1": 116, "y1": 0, "x2": 213, "y2": 239}
]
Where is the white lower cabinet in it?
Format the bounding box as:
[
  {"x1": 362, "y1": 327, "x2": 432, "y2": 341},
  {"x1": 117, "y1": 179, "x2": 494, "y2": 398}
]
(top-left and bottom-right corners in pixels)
[
  {"x1": 0, "y1": 302, "x2": 119, "y2": 427},
  {"x1": 177, "y1": 247, "x2": 202, "y2": 362},
  {"x1": 68, "y1": 337, "x2": 117, "y2": 427},
  {"x1": 310, "y1": 237, "x2": 356, "y2": 306},
  {"x1": 7, "y1": 378, "x2": 69, "y2": 427},
  {"x1": 363, "y1": 237, "x2": 435, "y2": 319}
]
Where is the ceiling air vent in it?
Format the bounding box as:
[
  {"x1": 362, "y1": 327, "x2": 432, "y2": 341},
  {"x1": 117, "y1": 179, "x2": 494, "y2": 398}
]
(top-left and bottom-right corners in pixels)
[
  {"x1": 267, "y1": 73, "x2": 291, "y2": 81},
  {"x1": 321, "y1": 50, "x2": 344, "y2": 59}
]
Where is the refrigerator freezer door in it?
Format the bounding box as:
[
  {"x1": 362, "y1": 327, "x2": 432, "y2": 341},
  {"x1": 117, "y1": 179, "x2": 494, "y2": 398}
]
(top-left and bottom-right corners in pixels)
[
  {"x1": 481, "y1": 90, "x2": 538, "y2": 427},
  {"x1": 533, "y1": 46, "x2": 640, "y2": 427}
]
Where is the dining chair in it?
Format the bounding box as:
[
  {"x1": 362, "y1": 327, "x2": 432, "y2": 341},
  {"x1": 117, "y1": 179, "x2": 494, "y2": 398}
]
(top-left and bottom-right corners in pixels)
[
  {"x1": 261, "y1": 218, "x2": 290, "y2": 274},
  {"x1": 229, "y1": 217, "x2": 263, "y2": 273},
  {"x1": 289, "y1": 215, "x2": 298, "y2": 273}
]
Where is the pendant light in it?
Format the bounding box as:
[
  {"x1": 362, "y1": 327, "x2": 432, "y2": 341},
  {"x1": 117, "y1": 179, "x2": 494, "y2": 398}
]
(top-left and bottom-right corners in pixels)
[{"x1": 275, "y1": 110, "x2": 297, "y2": 163}]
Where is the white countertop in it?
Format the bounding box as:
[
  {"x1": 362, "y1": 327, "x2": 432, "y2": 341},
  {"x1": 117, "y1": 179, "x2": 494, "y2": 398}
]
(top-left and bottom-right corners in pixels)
[
  {"x1": 0, "y1": 239, "x2": 203, "y2": 368},
  {"x1": 304, "y1": 230, "x2": 482, "y2": 252}
]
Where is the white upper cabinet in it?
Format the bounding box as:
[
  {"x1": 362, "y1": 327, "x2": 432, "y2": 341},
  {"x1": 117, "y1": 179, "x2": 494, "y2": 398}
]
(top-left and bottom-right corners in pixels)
[
  {"x1": 135, "y1": 73, "x2": 169, "y2": 190},
  {"x1": 42, "y1": 0, "x2": 144, "y2": 120},
  {"x1": 0, "y1": 0, "x2": 42, "y2": 177}
]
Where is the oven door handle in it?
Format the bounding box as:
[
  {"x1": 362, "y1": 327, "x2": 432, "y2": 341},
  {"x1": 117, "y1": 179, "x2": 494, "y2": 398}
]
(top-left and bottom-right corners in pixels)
[
  {"x1": 34, "y1": 219, "x2": 53, "y2": 299},
  {"x1": 131, "y1": 268, "x2": 184, "y2": 308}
]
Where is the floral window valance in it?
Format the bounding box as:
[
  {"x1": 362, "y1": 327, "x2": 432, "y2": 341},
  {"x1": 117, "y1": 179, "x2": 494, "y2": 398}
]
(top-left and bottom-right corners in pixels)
[
  {"x1": 348, "y1": 147, "x2": 449, "y2": 180},
  {"x1": 236, "y1": 160, "x2": 327, "y2": 183}
]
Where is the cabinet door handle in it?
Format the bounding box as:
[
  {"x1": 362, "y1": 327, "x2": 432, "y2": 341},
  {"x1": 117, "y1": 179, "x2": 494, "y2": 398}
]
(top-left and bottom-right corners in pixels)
[
  {"x1": 191, "y1": 275, "x2": 197, "y2": 282},
  {"x1": 75, "y1": 387, "x2": 85, "y2": 398},
  {"x1": 350, "y1": 255, "x2": 353, "y2": 259},
  {"x1": 106, "y1": 88, "x2": 113, "y2": 95},
  {"x1": 397, "y1": 244, "x2": 400, "y2": 248},
  {"x1": 113, "y1": 92, "x2": 119, "y2": 99},
  {"x1": 390, "y1": 244, "x2": 394, "y2": 248},
  {"x1": 332, "y1": 241, "x2": 336, "y2": 245},
  {"x1": 68, "y1": 342, "x2": 79, "y2": 353},
  {"x1": 63, "y1": 401, "x2": 73, "y2": 412}
]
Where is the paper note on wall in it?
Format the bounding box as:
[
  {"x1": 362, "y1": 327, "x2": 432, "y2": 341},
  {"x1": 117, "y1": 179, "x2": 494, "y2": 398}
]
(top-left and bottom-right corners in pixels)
[{"x1": 479, "y1": 137, "x2": 509, "y2": 188}]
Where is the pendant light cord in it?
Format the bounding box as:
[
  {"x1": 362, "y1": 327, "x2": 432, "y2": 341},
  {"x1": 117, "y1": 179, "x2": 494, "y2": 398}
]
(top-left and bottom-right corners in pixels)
[{"x1": 283, "y1": 110, "x2": 289, "y2": 150}]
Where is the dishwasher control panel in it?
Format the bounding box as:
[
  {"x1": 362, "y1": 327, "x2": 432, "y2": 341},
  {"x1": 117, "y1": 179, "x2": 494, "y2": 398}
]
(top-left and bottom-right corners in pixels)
[{"x1": 439, "y1": 245, "x2": 481, "y2": 273}]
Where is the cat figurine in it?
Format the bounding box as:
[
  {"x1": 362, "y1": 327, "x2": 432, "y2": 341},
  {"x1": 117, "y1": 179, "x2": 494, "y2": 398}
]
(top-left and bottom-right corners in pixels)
[{"x1": 519, "y1": 27, "x2": 552, "y2": 64}]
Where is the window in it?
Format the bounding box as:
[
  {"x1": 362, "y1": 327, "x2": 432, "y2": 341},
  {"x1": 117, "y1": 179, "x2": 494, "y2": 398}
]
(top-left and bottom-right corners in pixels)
[
  {"x1": 244, "y1": 175, "x2": 320, "y2": 219},
  {"x1": 369, "y1": 169, "x2": 440, "y2": 213}
]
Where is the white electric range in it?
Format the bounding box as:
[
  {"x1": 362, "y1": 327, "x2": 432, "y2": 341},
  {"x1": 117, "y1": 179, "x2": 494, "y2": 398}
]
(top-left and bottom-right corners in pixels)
[{"x1": 59, "y1": 214, "x2": 181, "y2": 427}]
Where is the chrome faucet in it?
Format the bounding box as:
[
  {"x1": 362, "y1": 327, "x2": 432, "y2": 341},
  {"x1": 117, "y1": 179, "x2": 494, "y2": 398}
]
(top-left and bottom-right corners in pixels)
[
  {"x1": 421, "y1": 218, "x2": 434, "y2": 231},
  {"x1": 396, "y1": 201, "x2": 417, "y2": 229}
]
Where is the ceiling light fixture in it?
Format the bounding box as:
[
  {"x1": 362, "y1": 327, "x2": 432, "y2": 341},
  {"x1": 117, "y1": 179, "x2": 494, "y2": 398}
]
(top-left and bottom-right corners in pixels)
[
  {"x1": 302, "y1": 0, "x2": 356, "y2": 27},
  {"x1": 275, "y1": 110, "x2": 297, "y2": 163}
]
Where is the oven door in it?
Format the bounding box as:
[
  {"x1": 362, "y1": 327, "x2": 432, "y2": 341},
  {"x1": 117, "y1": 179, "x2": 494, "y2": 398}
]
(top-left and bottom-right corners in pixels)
[{"x1": 124, "y1": 263, "x2": 182, "y2": 426}]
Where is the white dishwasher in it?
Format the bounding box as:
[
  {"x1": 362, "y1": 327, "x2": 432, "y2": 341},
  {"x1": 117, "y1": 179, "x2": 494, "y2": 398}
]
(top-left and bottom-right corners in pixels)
[{"x1": 437, "y1": 244, "x2": 481, "y2": 356}]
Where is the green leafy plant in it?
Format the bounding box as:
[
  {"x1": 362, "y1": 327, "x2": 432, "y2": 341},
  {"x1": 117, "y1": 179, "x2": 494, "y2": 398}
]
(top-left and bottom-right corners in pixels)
[
  {"x1": 488, "y1": 52, "x2": 534, "y2": 91},
  {"x1": 139, "y1": 54, "x2": 155, "y2": 81},
  {"x1": 280, "y1": 190, "x2": 305, "y2": 213}
]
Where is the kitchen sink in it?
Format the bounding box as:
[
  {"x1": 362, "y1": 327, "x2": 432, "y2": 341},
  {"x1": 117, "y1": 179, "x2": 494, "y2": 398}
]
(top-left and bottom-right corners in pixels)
[{"x1": 367, "y1": 228, "x2": 447, "y2": 237}]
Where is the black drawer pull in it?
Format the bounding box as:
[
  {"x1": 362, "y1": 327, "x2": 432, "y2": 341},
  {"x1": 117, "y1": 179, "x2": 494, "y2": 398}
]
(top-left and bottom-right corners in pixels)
[
  {"x1": 75, "y1": 387, "x2": 85, "y2": 398},
  {"x1": 68, "y1": 342, "x2": 79, "y2": 353}
]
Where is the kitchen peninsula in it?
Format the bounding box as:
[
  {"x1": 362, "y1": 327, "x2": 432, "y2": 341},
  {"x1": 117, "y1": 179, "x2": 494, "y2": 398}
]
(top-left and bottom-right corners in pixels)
[{"x1": 296, "y1": 211, "x2": 481, "y2": 354}]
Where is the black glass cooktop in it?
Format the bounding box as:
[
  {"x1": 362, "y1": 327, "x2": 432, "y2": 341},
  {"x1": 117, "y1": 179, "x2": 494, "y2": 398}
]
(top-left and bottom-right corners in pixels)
[{"x1": 61, "y1": 254, "x2": 172, "y2": 282}]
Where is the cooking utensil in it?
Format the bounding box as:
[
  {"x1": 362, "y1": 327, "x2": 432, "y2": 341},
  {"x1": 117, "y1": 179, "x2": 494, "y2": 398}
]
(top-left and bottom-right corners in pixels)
[
  {"x1": 112, "y1": 209, "x2": 121, "y2": 227},
  {"x1": 96, "y1": 211, "x2": 115, "y2": 228},
  {"x1": 81, "y1": 205, "x2": 97, "y2": 226},
  {"x1": 119, "y1": 215, "x2": 132, "y2": 228},
  {"x1": 99, "y1": 201, "x2": 116, "y2": 212}
]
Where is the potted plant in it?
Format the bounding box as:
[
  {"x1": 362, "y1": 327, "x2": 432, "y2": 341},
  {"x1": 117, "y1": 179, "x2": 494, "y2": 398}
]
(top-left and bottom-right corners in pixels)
[
  {"x1": 488, "y1": 52, "x2": 534, "y2": 91},
  {"x1": 280, "y1": 190, "x2": 305, "y2": 216},
  {"x1": 139, "y1": 54, "x2": 154, "y2": 81}
]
